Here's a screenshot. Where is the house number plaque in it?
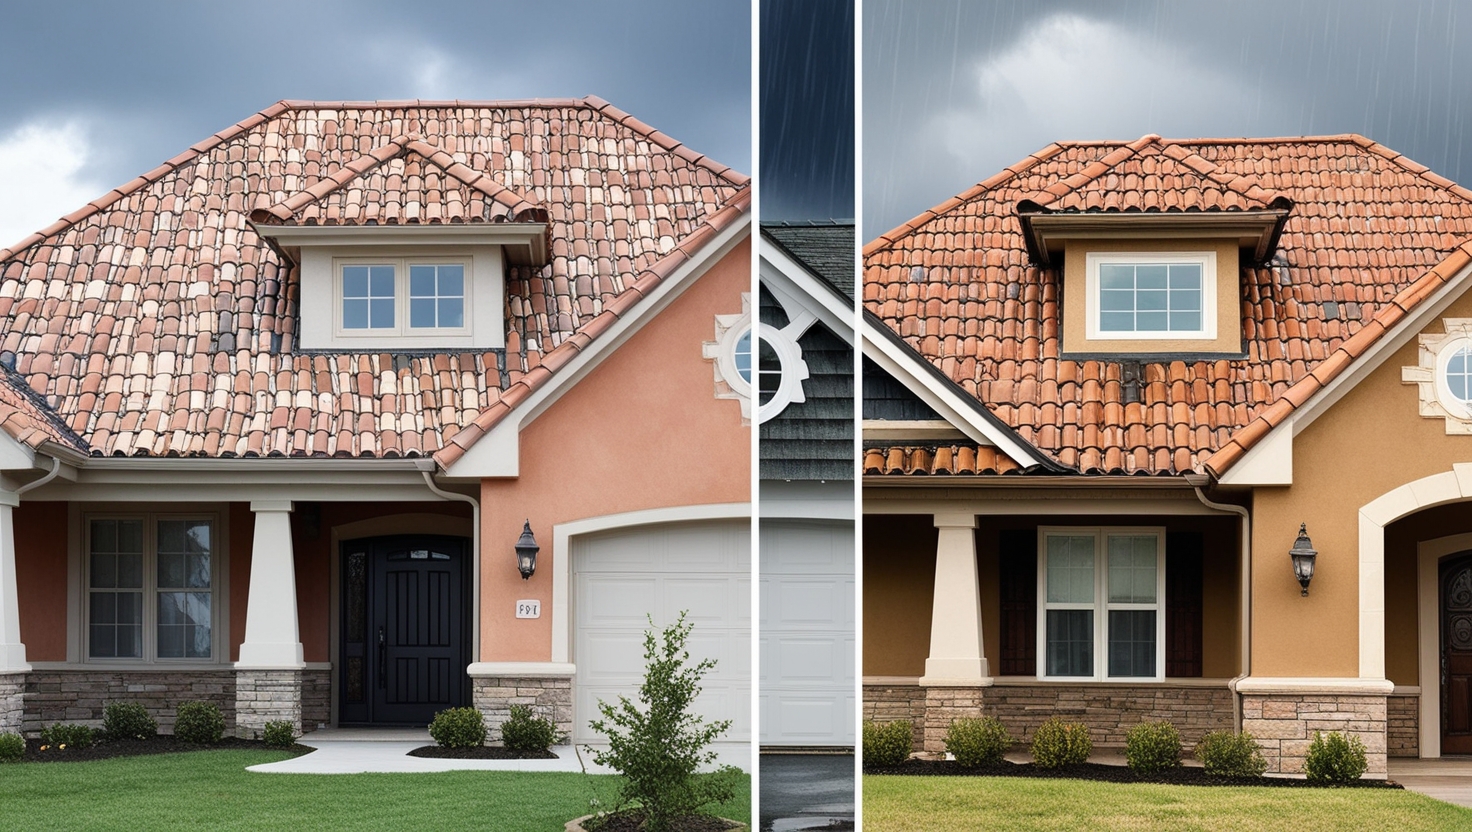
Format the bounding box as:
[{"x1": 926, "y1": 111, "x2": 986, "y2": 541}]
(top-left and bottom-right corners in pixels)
[{"x1": 516, "y1": 600, "x2": 541, "y2": 619}]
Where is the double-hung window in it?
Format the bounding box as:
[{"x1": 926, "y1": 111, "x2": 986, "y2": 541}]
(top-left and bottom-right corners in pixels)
[
  {"x1": 336, "y1": 258, "x2": 469, "y2": 336},
  {"x1": 1038, "y1": 527, "x2": 1165, "y2": 681},
  {"x1": 87, "y1": 516, "x2": 216, "y2": 661},
  {"x1": 1087, "y1": 252, "x2": 1215, "y2": 340}
]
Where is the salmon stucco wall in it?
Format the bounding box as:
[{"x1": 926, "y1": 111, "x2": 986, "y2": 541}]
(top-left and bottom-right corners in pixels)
[
  {"x1": 15, "y1": 502, "x2": 69, "y2": 661},
  {"x1": 476, "y1": 239, "x2": 751, "y2": 662},
  {"x1": 1250, "y1": 286, "x2": 1472, "y2": 679}
]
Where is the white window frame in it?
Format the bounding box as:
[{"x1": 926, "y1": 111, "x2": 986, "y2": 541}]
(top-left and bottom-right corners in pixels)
[
  {"x1": 83, "y1": 512, "x2": 223, "y2": 664},
  {"x1": 1036, "y1": 526, "x2": 1167, "y2": 682},
  {"x1": 332, "y1": 256, "x2": 473, "y2": 338},
  {"x1": 1086, "y1": 251, "x2": 1216, "y2": 340},
  {"x1": 713, "y1": 318, "x2": 808, "y2": 424},
  {"x1": 1435, "y1": 336, "x2": 1472, "y2": 420}
]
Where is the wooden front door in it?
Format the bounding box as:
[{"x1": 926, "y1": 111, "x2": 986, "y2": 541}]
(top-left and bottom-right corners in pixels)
[
  {"x1": 1442, "y1": 554, "x2": 1472, "y2": 753},
  {"x1": 339, "y1": 535, "x2": 470, "y2": 725}
]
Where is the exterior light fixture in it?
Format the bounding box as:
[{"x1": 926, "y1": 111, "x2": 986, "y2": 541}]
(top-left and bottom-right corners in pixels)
[
  {"x1": 1290, "y1": 523, "x2": 1317, "y2": 596},
  {"x1": 515, "y1": 520, "x2": 539, "y2": 580}
]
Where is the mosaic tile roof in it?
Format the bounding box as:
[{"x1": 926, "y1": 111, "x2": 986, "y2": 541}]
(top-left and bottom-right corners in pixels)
[
  {"x1": 0, "y1": 98, "x2": 749, "y2": 460},
  {"x1": 864, "y1": 135, "x2": 1472, "y2": 476}
]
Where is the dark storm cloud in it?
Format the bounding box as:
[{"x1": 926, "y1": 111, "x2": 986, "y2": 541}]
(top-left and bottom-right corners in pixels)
[
  {"x1": 760, "y1": 0, "x2": 854, "y2": 220},
  {"x1": 0, "y1": 0, "x2": 749, "y2": 220},
  {"x1": 864, "y1": 0, "x2": 1472, "y2": 237}
]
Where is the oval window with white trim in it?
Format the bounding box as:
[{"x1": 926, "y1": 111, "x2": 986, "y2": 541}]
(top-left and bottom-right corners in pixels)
[{"x1": 1437, "y1": 338, "x2": 1472, "y2": 419}]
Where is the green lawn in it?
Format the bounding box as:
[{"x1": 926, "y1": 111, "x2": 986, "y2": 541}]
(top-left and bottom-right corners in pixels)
[
  {"x1": 864, "y1": 774, "x2": 1472, "y2": 831},
  {"x1": 0, "y1": 749, "x2": 751, "y2": 831}
]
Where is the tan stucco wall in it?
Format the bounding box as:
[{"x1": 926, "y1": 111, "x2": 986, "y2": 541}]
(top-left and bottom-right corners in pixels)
[
  {"x1": 1250, "y1": 287, "x2": 1472, "y2": 678},
  {"x1": 1062, "y1": 238, "x2": 1241, "y2": 354},
  {"x1": 862, "y1": 514, "x2": 937, "y2": 677},
  {"x1": 15, "y1": 502, "x2": 69, "y2": 661},
  {"x1": 477, "y1": 239, "x2": 751, "y2": 662}
]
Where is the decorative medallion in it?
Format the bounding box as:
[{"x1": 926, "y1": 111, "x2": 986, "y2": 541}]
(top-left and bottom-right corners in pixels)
[
  {"x1": 1402, "y1": 318, "x2": 1472, "y2": 434},
  {"x1": 702, "y1": 292, "x2": 754, "y2": 424}
]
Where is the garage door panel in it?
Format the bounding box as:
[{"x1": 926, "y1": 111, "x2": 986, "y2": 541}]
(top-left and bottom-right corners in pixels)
[
  {"x1": 662, "y1": 577, "x2": 730, "y2": 622},
  {"x1": 766, "y1": 578, "x2": 848, "y2": 628},
  {"x1": 583, "y1": 577, "x2": 660, "y2": 625},
  {"x1": 582, "y1": 529, "x2": 666, "y2": 568},
  {"x1": 760, "y1": 635, "x2": 842, "y2": 682},
  {"x1": 760, "y1": 525, "x2": 847, "y2": 572}
]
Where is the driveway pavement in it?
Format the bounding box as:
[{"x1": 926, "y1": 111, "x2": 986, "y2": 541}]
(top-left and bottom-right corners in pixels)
[{"x1": 759, "y1": 753, "x2": 855, "y2": 832}]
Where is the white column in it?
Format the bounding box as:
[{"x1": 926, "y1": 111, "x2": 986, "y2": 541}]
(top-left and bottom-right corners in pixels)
[
  {"x1": 920, "y1": 510, "x2": 991, "y2": 686},
  {"x1": 0, "y1": 492, "x2": 27, "y2": 672},
  {"x1": 236, "y1": 500, "x2": 303, "y2": 668}
]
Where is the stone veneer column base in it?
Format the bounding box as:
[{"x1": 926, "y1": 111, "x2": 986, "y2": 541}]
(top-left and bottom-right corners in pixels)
[
  {"x1": 24, "y1": 669, "x2": 237, "y2": 736},
  {"x1": 473, "y1": 676, "x2": 573, "y2": 745},
  {"x1": 0, "y1": 671, "x2": 22, "y2": 733},
  {"x1": 1387, "y1": 693, "x2": 1419, "y2": 758},
  {"x1": 235, "y1": 670, "x2": 302, "y2": 740},
  {"x1": 862, "y1": 684, "x2": 927, "y2": 753},
  {"x1": 922, "y1": 686, "x2": 987, "y2": 753},
  {"x1": 1241, "y1": 693, "x2": 1388, "y2": 777}
]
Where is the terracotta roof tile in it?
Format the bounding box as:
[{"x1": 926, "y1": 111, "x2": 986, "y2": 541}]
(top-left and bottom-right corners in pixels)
[
  {"x1": 0, "y1": 98, "x2": 747, "y2": 459},
  {"x1": 866, "y1": 135, "x2": 1472, "y2": 476}
]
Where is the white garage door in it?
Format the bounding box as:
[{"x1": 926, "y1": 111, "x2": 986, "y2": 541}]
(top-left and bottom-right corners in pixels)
[
  {"x1": 760, "y1": 519, "x2": 855, "y2": 746},
  {"x1": 572, "y1": 520, "x2": 751, "y2": 744}
]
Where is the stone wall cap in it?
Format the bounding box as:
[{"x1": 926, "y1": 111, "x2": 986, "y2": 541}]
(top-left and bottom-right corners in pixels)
[{"x1": 1235, "y1": 677, "x2": 1395, "y2": 695}]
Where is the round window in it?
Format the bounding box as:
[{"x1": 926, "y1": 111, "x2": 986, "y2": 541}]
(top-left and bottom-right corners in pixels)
[{"x1": 1436, "y1": 338, "x2": 1472, "y2": 419}]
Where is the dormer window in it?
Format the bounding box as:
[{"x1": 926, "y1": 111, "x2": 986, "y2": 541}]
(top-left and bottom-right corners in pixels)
[
  {"x1": 1089, "y1": 252, "x2": 1215, "y2": 340},
  {"x1": 335, "y1": 258, "x2": 471, "y2": 338}
]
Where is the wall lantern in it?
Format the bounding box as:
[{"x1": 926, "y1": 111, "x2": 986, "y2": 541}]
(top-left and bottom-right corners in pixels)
[
  {"x1": 1289, "y1": 523, "x2": 1317, "y2": 596},
  {"x1": 515, "y1": 520, "x2": 539, "y2": 580}
]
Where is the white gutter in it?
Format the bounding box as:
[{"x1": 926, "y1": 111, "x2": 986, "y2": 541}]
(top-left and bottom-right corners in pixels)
[
  {"x1": 16, "y1": 456, "x2": 61, "y2": 496},
  {"x1": 421, "y1": 471, "x2": 481, "y2": 664},
  {"x1": 1191, "y1": 481, "x2": 1251, "y2": 732}
]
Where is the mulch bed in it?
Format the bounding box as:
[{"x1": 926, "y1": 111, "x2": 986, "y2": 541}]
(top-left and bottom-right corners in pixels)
[
  {"x1": 863, "y1": 758, "x2": 1403, "y2": 789},
  {"x1": 408, "y1": 745, "x2": 558, "y2": 760},
  {"x1": 23, "y1": 736, "x2": 315, "y2": 763},
  {"x1": 580, "y1": 810, "x2": 742, "y2": 831}
]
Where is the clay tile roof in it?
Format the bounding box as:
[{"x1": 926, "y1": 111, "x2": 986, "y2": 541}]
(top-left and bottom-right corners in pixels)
[
  {"x1": 0, "y1": 364, "x2": 87, "y2": 452},
  {"x1": 864, "y1": 135, "x2": 1472, "y2": 477},
  {"x1": 863, "y1": 444, "x2": 1024, "y2": 475},
  {"x1": 0, "y1": 98, "x2": 748, "y2": 460}
]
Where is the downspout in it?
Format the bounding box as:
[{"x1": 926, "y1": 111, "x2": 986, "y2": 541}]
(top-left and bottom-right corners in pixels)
[
  {"x1": 422, "y1": 470, "x2": 481, "y2": 664},
  {"x1": 1190, "y1": 477, "x2": 1251, "y2": 732},
  {"x1": 15, "y1": 456, "x2": 62, "y2": 497}
]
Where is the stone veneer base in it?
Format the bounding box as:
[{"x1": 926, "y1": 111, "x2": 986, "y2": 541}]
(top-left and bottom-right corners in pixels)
[
  {"x1": 1388, "y1": 693, "x2": 1418, "y2": 758},
  {"x1": 0, "y1": 671, "x2": 23, "y2": 733},
  {"x1": 23, "y1": 669, "x2": 238, "y2": 736},
  {"x1": 301, "y1": 668, "x2": 331, "y2": 731},
  {"x1": 235, "y1": 670, "x2": 302, "y2": 740},
  {"x1": 1241, "y1": 693, "x2": 1388, "y2": 777},
  {"x1": 472, "y1": 676, "x2": 573, "y2": 745}
]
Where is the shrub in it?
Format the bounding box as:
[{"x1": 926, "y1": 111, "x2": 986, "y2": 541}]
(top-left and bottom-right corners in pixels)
[
  {"x1": 430, "y1": 707, "x2": 487, "y2": 748},
  {"x1": 501, "y1": 704, "x2": 558, "y2": 752},
  {"x1": 1194, "y1": 730, "x2": 1267, "y2": 778},
  {"x1": 944, "y1": 717, "x2": 1010, "y2": 768},
  {"x1": 103, "y1": 702, "x2": 157, "y2": 740},
  {"x1": 174, "y1": 701, "x2": 225, "y2": 745},
  {"x1": 39, "y1": 723, "x2": 96, "y2": 749},
  {"x1": 1125, "y1": 721, "x2": 1182, "y2": 775},
  {"x1": 1304, "y1": 730, "x2": 1368, "y2": 784},
  {"x1": 262, "y1": 720, "x2": 296, "y2": 749},
  {"x1": 0, "y1": 732, "x2": 22, "y2": 763},
  {"x1": 862, "y1": 719, "x2": 913, "y2": 767},
  {"x1": 587, "y1": 612, "x2": 740, "y2": 832},
  {"x1": 1030, "y1": 718, "x2": 1092, "y2": 769}
]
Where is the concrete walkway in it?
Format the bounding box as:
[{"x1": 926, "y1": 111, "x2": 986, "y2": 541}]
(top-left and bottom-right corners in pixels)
[
  {"x1": 1389, "y1": 758, "x2": 1472, "y2": 808},
  {"x1": 247, "y1": 727, "x2": 751, "y2": 775}
]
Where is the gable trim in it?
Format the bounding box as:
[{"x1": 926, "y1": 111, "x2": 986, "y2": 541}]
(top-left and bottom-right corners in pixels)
[{"x1": 759, "y1": 237, "x2": 854, "y2": 346}]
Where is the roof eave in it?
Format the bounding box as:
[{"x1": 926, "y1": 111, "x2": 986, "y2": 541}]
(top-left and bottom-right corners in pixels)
[{"x1": 1015, "y1": 206, "x2": 1293, "y2": 268}]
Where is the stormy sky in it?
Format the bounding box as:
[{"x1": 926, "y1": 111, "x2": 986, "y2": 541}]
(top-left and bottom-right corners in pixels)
[
  {"x1": 864, "y1": 0, "x2": 1472, "y2": 237},
  {"x1": 0, "y1": 0, "x2": 750, "y2": 250},
  {"x1": 760, "y1": 0, "x2": 854, "y2": 221}
]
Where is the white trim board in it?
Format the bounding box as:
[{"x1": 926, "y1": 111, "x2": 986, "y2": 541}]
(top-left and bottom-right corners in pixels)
[
  {"x1": 759, "y1": 240, "x2": 854, "y2": 346},
  {"x1": 1416, "y1": 532, "x2": 1472, "y2": 758}
]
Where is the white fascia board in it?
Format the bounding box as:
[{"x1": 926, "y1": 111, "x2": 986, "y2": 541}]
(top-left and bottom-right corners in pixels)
[
  {"x1": 22, "y1": 459, "x2": 455, "y2": 503},
  {"x1": 758, "y1": 244, "x2": 854, "y2": 346},
  {"x1": 1217, "y1": 258, "x2": 1472, "y2": 485},
  {"x1": 253, "y1": 222, "x2": 548, "y2": 264},
  {"x1": 860, "y1": 320, "x2": 1042, "y2": 469},
  {"x1": 446, "y1": 213, "x2": 752, "y2": 479}
]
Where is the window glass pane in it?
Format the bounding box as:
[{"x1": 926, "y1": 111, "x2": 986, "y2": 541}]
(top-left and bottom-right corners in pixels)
[
  {"x1": 410, "y1": 298, "x2": 436, "y2": 329},
  {"x1": 1108, "y1": 609, "x2": 1157, "y2": 677},
  {"x1": 1169, "y1": 289, "x2": 1201, "y2": 314},
  {"x1": 91, "y1": 519, "x2": 117, "y2": 554},
  {"x1": 90, "y1": 591, "x2": 116, "y2": 624},
  {"x1": 116, "y1": 553, "x2": 143, "y2": 588},
  {"x1": 90, "y1": 624, "x2": 116, "y2": 658},
  {"x1": 342, "y1": 266, "x2": 369, "y2": 298},
  {"x1": 119, "y1": 521, "x2": 143, "y2": 554},
  {"x1": 1046, "y1": 535, "x2": 1095, "y2": 603},
  {"x1": 734, "y1": 330, "x2": 752, "y2": 381},
  {"x1": 91, "y1": 552, "x2": 116, "y2": 588},
  {"x1": 187, "y1": 552, "x2": 211, "y2": 589},
  {"x1": 437, "y1": 265, "x2": 464, "y2": 297},
  {"x1": 1449, "y1": 347, "x2": 1472, "y2": 402},
  {"x1": 1107, "y1": 535, "x2": 1158, "y2": 603},
  {"x1": 1046, "y1": 609, "x2": 1093, "y2": 676},
  {"x1": 1099, "y1": 264, "x2": 1133, "y2": 291},
  {"x1": 370, "y1": 298, "x2": 395, "y2": 328},
  {"x1": 1136, "y1": 311, "x2": 1168, "y2": 331},
  {"x1": 438, "y1": 298, "x2": 464, "y2": 328},
  {"x1": 1099, "y1": 289, "x2": 1134, "y2": 312},
  {"x1": 1099, "y1": 311, "x2": 1134, "y2": 332},
  {"x1": 1136, "y1": 289, "x2": 1167, "y2": 311},
  {"x1": 342, "y1": 298, "x2": 368, "y2": 329},
  {"x1": 158, "y1": 551, "x2": 184, "y2": 588},
  {"x1": 1169, "y1": 311, "x2": 1202, "y2": 332},
  {"x1": 157, "y1": 592, "x2": 211, "y2": 659},
  {"x1": 369, "y1": 266, "x2": 395, "y2": 297},
  {"x1": 409, "y1": 265, "x2": 436, "y2": 297},
  {"x1": 1169, "y1": 263, "x2": 1202, "y2": 289},
  {"x1": 1135, "y1": 265, "x2": 1168, "y2": 290}
]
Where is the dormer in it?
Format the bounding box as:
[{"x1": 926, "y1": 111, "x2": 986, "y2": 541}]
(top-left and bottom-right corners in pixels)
[
  {"x1": 1016, "y1": 135, "x2": 1292, "y2": 357},
  {"x1": 249, "y1": 136, "x2": 549, "y2": 350}
]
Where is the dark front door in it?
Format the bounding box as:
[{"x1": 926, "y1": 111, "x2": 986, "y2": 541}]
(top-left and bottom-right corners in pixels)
[
  {"x1": 1443, "y1": 554, "x2": 1472, "y2": 753},
  {"x1": 339, "y1": 535, "x2": 469, "y2": 725}
]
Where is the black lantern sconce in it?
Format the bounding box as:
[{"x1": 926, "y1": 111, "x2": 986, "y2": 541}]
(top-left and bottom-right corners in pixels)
[
  {"x1": 515, "y1": 520, "x2": 539, "y2": 580},
  {"x1": 1290, "y1": 523, "x2": 1317, "y2": 596}
]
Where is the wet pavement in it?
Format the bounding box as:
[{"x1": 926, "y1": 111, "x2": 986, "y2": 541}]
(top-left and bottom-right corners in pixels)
[{"x1": 759, "y1": 753, "x2": 856, "y2": 832}]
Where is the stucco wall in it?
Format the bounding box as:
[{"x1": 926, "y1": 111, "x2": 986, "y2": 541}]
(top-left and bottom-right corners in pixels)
[
  {"x1": 476, "y1": 239, "x2": 751, "y2": 662},
  {"x1": 14, "y1": 502, "x2": 69, "y2": 662},
  {"x1": 1251, "y1": 287, "x2": 1472, "y2": 678},
  {"x1": 862, "y1": 514, "x2": 938, "y2": 677}
]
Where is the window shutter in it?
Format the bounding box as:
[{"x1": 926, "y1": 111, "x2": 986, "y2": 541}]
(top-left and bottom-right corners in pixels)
[
  {"x1": 998, "y1": 529, "x2": 1037, "y2": 676},
  {"x1": 1166, "y1": 532, "x2": 1204, "y2": 677}
]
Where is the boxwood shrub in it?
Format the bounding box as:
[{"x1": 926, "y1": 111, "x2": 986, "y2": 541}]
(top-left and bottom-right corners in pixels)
[
  {"x1": 862, "y1": 719, "x2": 913, "y2": 767},
  {"x1": 174, "y1": 701, "x2": 225, "y2": 745},
  {"x1": 1030, "y1": 717, "x2": 1092, "y2": 769},
  {"x1": 1194, "y1": 729, "x2": 1267, "y2": 778},
  {"x1": 1124, "y1": 721, "x2": 1182, "y2": 775},
  {"x1": 430, "y1": 706, "x2": 486, "y2": 748},
  {"x1": 103, "y1": 702, "x2": 157, "y2": 740},
  {"x1": 944, "y1": 716, "x2": 1011, "y2": 768},
  {"x1": 1304, "y1": 730, "x2": 1368, "y2": 784},
  {"x1": 501, "y1": 704, "x2": 557, "y2": 752},
  {"x1": 40, "y1": 722, "x2": 96, "y2": 749},
  {"x1": 262, "y1": 720, "x2": 296, "y2": 749},
  {"x1": 0, "y1": 732, "x2": 22, "y2": 763}
]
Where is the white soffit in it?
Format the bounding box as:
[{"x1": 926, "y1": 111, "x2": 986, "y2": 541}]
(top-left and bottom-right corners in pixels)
[
  {"x1": 445, "y1": 214, "x2": 751, "y2": 478},
  {"x1": 0, "y1": 431, "x2": 35, "y2": 472},
  {"x1": 758, "y1": 242, "x2": 854, "y2": 346}
]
